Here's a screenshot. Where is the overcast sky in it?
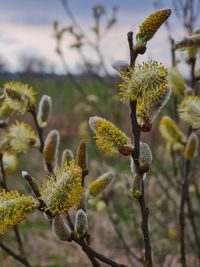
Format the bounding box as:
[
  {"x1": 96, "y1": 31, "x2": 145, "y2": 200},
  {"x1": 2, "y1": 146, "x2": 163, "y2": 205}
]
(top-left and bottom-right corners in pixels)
[{"x1": 0, "y1": 0, "x2": 195, "y2": 74}]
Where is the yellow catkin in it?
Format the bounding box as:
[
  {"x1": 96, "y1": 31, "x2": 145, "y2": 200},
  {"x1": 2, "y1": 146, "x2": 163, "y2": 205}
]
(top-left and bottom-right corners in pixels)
[
  {"x1": 136, "y1": 9, "x2": 171, "y2": 43},
  {"x1": 89, "y1": 116, "x2": 128, "y2": 156},
  {"x1": 2, "y1": 153, "x2": 18, "y2": 176},
  {"x1": 159, "y1": 116, "x2": 185, "y2": 152},
  {"x1": 0, "y1": 190, "x2": 39, "y2": 235},
  {"x1": 178, "y1": 95, "x2": 200, "y2": 129},
  {"x1": 0, "y1": 121, "x2": 39, "y2": 154},
  {"x1": 136, "y1": 86, "x2": 171, "y2": 126},
  {"x1": 185, "y1": 133, "x2": 198, "y2": 160},
  {"x1": 4, "y1": 81, "x2": 36, "y2": 114},
  {"x1": 89, "y1": 171, "x2": 114, "y2": 197},
  {"x1": 119, "y1": 61, "x2": 168, "y2": 102},
  {"x1": 169, "y1": 67, "x2": 186, "y2": 95},
  {"x1": 40, "y1": 161, "x2": 84, "y2": 216},
  {"x1": 119, "y1": 61, "x2": 170, "y2": 125},
  {"x1": 0, "y1": 100, "x2": 14, "y2": 119}
]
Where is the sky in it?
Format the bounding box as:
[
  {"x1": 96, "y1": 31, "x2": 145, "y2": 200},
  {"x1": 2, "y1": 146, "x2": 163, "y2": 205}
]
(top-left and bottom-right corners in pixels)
[{"x1": 0, "y1": 0, "x2": 196, "y2": 74}]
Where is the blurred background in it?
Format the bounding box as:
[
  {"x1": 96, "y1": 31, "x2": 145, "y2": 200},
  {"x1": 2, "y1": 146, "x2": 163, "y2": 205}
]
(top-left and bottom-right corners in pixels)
[
  {"x1": 0, "y1": 0, "x2": 194, "y2": 74},
  {"x1": 0, "y1": 0, "x2": 200, "y2": 266}
]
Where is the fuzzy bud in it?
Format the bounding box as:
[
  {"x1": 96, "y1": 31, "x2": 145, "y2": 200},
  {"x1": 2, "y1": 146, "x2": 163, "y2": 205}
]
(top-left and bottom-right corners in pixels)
[
  {"x1": 74, "y1": 209, "x2": 88, "y2": 239},
  {"x1": 76, "y1": 140, "x2": 88, "y2": 175},
  {"x1": 22, "y1": 171, "x2": 41, "y2": 200},
  {"x1": 37, "y1": 95, "x2": 52, "y2": 128},
  {"x1": 185, "y1": 133, "x2": 199, "y2": 160},
  {"x1": 131, "y1": 173, "x2": 143, "y2": 199},
  {"x1": 52, "y1": 215, "x2": 73, "y2": 242},
  {"x1": 131, "y1": 142, "x2": 152, "y2": 174},
  {"x1": 61, "y1": 149, "x2": 74, "y2": 166},
  {"x1": 43, "y1": 130, "x2": 60, "y2": 165},
  {"x1": 89, "y1": 171, "x2": 114, "y2": 197},
  {"x1": 89, "y1": 116, "x2": 129, "y2": 156}
]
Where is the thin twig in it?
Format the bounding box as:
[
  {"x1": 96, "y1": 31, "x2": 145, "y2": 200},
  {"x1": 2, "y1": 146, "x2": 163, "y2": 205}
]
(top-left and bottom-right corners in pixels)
[
  {"x1": 127, "y1": 31, "x2": 153, "y2": 267},
  {"x1": 104, "y1": 195, "x2": 143, "y2": 265},
  {"x1": 156, "y1": 175, "x2": 178, "y2": 209},
  {"x1": 30, "y1": 108, "x2": 44, "y2": 153},
  {"x1": 138, "y1": 180, "x2": 152, "y2": 267},
  {"x1": 75, "y1": 238, "x2": 126, "y2": 267},
  {"x1": 0, "y1": 242, "x2": 31, "y2": 267},
  {"x1": 83, "y1": 251, "x2": 101, "y2": 267},
  {"x1": 56, "y1": 50, "x2": 86, "y2": 97},
  {"x1": 185, "y1": 184, "x2": 200, "y2": 260},
  {"x1": 30, "y1": 107, "x2": 53, "y2": 173},
  {"x1": 13, "y1": 226, "x2": 32, "y2": 267},
  {"x1": 60, "y1": 0, "x2": 110, "y2": 76},
  {"x1": 179, "y1": 158, "x2": 189, "y2": 267},
  {"x1": 0, "y1": 154, "x2": 7, "y2": 190}
]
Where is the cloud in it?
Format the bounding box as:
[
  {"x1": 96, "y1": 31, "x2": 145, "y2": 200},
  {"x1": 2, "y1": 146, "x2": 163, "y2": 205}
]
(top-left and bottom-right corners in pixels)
[{"x1": 0, "y1": 0, "x2": 189, "y2": 74}]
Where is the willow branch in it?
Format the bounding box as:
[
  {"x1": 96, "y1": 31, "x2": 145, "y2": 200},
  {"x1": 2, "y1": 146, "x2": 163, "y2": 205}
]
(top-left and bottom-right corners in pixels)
[
  {"x1": 83, "y1": 251, "x2": 101, "y2": 267},
  {"x1": 30, "y1": 108, "x2": 44, "y2": 153},
  {"x1": 127, "y1": 31, "x2": 153, "y2": 267},
  {"x1": 75, "y1": 238, "x2": 126, "y2": 267},
  {"x1": 30, "y1": 107, "x2": 53, "y2": 173},
  {"x1": 156, "y1": 175, "x2": 178, "y2": 209},
  {"x1": 24, "y1": 175, "x2": 116, "y2": 267},
  {"x1": 60, "y1": 0, "x2": 109, "y2": 76},
  {"x1": 65, "y1": 201, "x2": 124, "y2": 266},
  {"x1": 186, "y1": 56, "x2": 200, "y2": 259},
  {"x1": 138, "y1": 180, "x2": 152, "y2": 267},
  {"x1": 185, "y1": 182, "x2": 200, "y2": 260},
  {"x1": 0, "y1": 154, "x2": 7, "y2": 190},
  {"x1": 0, "y1": 242, "x2": 31, "y2": 267},
  {"x1": 179, "y1": 157, "x2": 189, "y2": 267},
  {"x1": 103, "y1": 192, "x2": 143, "y2": 265},
  {"x1": 106, "y1": 204, "x2": 144, "y2": 266}
]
